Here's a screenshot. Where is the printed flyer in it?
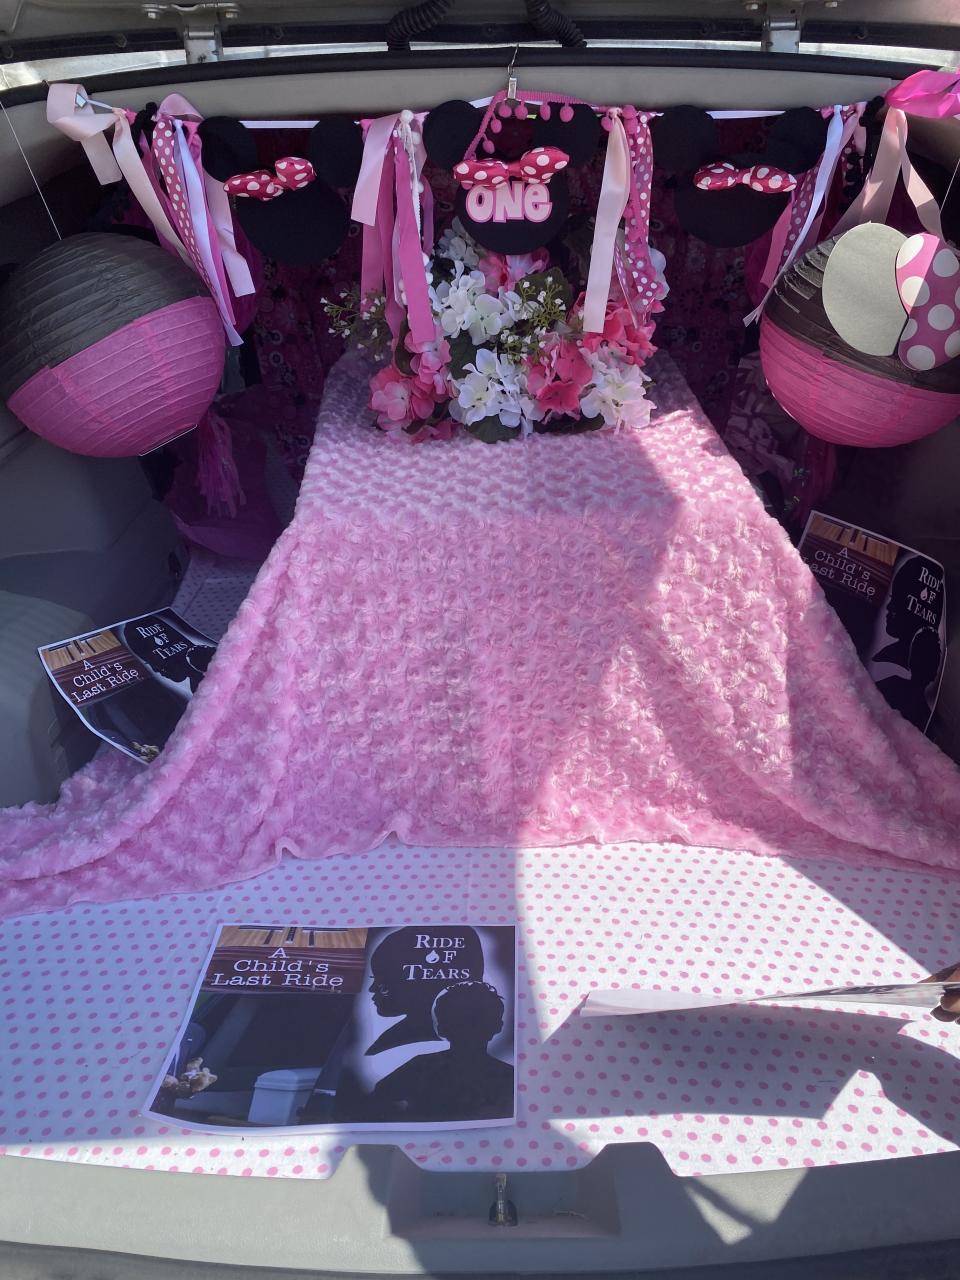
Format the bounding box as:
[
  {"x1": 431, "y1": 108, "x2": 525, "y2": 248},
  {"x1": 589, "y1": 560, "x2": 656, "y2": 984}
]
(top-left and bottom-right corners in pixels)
[
  {"x1": 38, "y1": 608, "x2": 217, "y2": 764},
  {"x1": 798, "y1": 511, "x2": 947, "y2": 733},
  {"x1": 145, "y1": 923, "x2": 517, "y2": 1132}
]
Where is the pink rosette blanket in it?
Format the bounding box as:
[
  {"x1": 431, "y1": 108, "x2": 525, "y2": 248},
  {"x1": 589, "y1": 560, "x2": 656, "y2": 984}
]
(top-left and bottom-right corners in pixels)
[{"x1": 2, "y1": 351, "x2": 959, "y2": 919}]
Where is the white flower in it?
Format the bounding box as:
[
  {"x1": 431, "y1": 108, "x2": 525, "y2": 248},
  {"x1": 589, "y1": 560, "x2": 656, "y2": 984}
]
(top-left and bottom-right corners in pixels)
[
  {"x1": 649, "y1": 244, "x2": 670, "y2": 300},
  {"x1": 498, "y1": 289, "x2": 524, "y2": 326},
  {"x1": 581, "y1": 350, "x2": 652, "y2": 429},
  {"x1": 450, "y1": 349, "x2": 542, "y2": 434},
  {"x1": 437, "y1": 217, "x2": 481, "y2": 268},
  {"x1": 433, "y1": 262, "x2": 487, "y2": 338},
  {"x1": 451, "y1": 348, "x2": 499, "y2": 423},
  {"x1": 467, "y1": 293, "x2": 511, "y2": 344}
]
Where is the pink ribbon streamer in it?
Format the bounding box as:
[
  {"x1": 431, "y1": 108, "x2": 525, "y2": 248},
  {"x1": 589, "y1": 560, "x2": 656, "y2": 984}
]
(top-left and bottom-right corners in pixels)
[
  {"x1": 583, "y1": 112, "x2": 631, "y2": 334},
  {"x1": 46, "y1": 82, "x2": 121, "y2": 184},
  {"x1": 47, "y1": 84, "x2": 255, "y2": 343},
  {"x1": 153, "y1": 91, "x2": 255, "y2": 304},
  {"x1": 352, "y1": 113, "x2": 433, "y2": 346},
  {"x1": 886, "y1": 70, "x2": 960, "y2": 119},
  {"x1": 831, "y1": 106, "x2": 943, "y2": 239},
  {"x1": 170, "y1": 118, "x2": 243, "y2": 344},
  {"x1": 745, "y1": 104, "x2": 857, "y2": 325},
  {"x1": 757, "y1": 105, "x2": 862, "y2": 295},
  {"x1": 47, "y1": 83, "x2": 189, "y2": 265}
]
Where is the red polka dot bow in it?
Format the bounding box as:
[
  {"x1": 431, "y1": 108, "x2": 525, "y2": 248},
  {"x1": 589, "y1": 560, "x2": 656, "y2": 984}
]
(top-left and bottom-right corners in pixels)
[
  {"x1": 453, "y1": 146, "x2": 569, "y2": 190},
  {"x1": 693, "y1": 161, "x2": 797, "y2": 194},
  {"x1": 224, "y1": 156, "x2": 316, "y2": 200}
]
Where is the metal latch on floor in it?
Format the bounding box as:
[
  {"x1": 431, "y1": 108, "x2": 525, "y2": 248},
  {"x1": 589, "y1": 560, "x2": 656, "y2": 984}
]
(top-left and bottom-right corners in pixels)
[
  {"x1": 140, "y1": 2, "x2": 237, "y2": 62},
  {"x1": 489, "y1": 1172, "x2": 519, "y2": 1226}
]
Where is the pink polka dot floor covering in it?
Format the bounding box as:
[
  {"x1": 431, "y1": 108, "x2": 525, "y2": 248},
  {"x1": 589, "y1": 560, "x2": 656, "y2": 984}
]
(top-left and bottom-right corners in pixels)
[{"x1": 0, "y1": 839, "x2": 957, "y2": 1180}]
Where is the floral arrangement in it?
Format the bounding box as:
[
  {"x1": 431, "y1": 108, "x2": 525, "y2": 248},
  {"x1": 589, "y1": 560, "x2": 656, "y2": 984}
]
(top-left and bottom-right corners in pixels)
[{"x1": 325, "y1": 220, "x2": 665, "y2": 443}]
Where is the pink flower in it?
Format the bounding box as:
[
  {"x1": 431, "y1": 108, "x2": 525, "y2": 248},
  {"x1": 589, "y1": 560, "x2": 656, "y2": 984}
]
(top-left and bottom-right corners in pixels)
[
  {"x1": 408, "y1": 416, "x2": 457, "y2": 444},
  {"x1": 575, "y1": 297, "x2": 658, "y2": 365},
  {"x1": 478, "y1": 249, "x2": 550, "y2": 292},
  {"x1": 405, "y1": 329, "x2": 452, "y2": 397},
  {"x1": 526, "y1": 334, "x2": 592, "y2": 419},
  {"x1": 535, "y1": 378, "x2": 583, "y2": 415},
  {"x1": 370, "y1": 365, "x2": 437, "y2": 433}
]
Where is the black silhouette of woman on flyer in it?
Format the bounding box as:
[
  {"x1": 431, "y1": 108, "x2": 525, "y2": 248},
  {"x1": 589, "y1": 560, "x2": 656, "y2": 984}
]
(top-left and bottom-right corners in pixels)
[
  {"x1": 364, "y1": 926, "x2": 485, "y2": 1056},
  {"x1": 871, "y1": 556, "x2": 943, "y2": 670},
  {"x1": 122, "y1": 613, "x2": 216, "y2": 695},
  {"x1": 876, "y1": 626, "x2": 942, "y2": 731},
  {"x1": 368, "y1": 981, "x2": 514, "y2": 1122}
]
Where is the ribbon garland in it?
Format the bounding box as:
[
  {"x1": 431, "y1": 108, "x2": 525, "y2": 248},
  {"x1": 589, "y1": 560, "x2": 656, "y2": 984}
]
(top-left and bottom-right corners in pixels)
[
  {"x1": 153, "y1": 91, "x2": 256, "y2": 308},
  {"x1": 59, "y1": 82, "x2": 949, "y2": 346},
  {"x1": 154, "y1": 91, "x2": 256, "y2": 306}
]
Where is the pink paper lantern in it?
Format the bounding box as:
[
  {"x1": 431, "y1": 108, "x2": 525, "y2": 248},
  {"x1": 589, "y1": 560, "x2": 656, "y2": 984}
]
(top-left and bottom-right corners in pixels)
[
  {"x1": 0, "y1": 233, "x2": 225, "y2": 457},
  {"x1": 760, "y1": 234, "x2": 960, "y2": 448}
]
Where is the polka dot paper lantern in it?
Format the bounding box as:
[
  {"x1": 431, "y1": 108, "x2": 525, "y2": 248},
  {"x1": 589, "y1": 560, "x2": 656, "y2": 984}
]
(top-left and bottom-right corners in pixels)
[
  {"x1": 760, "y1": 233, "x2": 960, "y2": 448},
  {"x1": 0, "y1": 233, "x2": 225, "y2": 457}
]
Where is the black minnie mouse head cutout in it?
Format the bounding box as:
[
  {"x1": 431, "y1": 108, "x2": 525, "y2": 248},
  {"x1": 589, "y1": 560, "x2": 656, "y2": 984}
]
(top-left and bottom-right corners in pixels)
[
  {"x1": 651, "y1": 106, "x2": 828, "y2": 249},
  {"x1": 199, "y1": 116, "x2": 363, "y2": 266},
  {"x1": 423, "y1": 98, "x2": 602, "y2": 254}
]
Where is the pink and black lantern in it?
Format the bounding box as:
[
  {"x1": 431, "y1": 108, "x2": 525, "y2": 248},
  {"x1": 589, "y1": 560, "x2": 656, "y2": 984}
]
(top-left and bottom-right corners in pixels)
[
  {"x1": 0, "y1": 233, "x2": 225, "y2": 457},
  {"x1": 760, "y1": 233, "x2": 960, "y2": 448}
]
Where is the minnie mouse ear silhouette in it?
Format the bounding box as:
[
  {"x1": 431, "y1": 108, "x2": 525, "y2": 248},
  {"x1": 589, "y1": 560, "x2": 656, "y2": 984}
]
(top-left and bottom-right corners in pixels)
[
  {"x1": 649, "y1": 105, "x2": 716, "y2": 176},
  {"x1": 654, "y1": 105, "x2": 827, "y2": 249},
  {"x1": 422, "y1": 98, "x2": 602, "y2": 255},
  {"x1": 199, "y1": 116, "x2": 363, "y2": 266},
  {"x1": 422, "y1": 100, "x2": 485, "y2": 171},
  {"x1": 822, "y1": 223, "x2": 960, "y2": 370},
  {"x1": 531, "y1": 102, "x2": 602, "y2": 164}
]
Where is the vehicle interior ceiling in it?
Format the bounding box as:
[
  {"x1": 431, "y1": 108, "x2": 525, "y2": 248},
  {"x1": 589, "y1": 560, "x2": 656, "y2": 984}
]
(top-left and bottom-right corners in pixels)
[{"x1": 2, "y1": 0, "x2": 960, "y2": 808}]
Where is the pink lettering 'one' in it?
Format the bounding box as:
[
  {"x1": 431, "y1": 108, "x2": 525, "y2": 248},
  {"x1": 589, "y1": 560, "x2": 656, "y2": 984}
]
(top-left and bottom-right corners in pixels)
[
  {"x1": 465, "y1": 180, "x2": 553, "y2": 225},
  {"x1": 523, "y1": 182, "x2": 551, "y2": 223}
]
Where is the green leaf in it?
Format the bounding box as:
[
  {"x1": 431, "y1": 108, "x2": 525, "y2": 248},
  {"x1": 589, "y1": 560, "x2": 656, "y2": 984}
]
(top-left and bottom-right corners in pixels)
[
  {"x1": 431, "y1": 256, "x2": 457, "y2": 287},
  {"x1": 559, "y1": 217, "x2": 595, "y2": 281},
  {"x1": 393, "y1": 320, "x2": 414, "y2": 375},
  {"x1": 535, "y1": 413, "x2": 605, "y2": 436},
  {"x1": 464, "y1": 415, "x2": 520, "y2": 444},
  {"x1": 447, "y1": 332, "x2": 477, "y2": 378}
]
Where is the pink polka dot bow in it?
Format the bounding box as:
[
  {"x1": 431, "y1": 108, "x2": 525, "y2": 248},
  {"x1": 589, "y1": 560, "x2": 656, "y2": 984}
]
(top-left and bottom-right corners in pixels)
[
  {"x1": 693, "y1": 161, "x2": 797, "y2": 194},
  {"x1": 224, "y1": 156, "x2": 316, "y2": 200},
  {"x1": 453, "y1": 145, "x2": 569, "y2": 190}
]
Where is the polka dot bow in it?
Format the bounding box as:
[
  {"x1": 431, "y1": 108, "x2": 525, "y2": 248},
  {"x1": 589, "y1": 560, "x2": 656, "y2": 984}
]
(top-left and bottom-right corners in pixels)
[
  {"x1": 693, "y1": 161, "x2": 797, "y2": 194},
  {"x1": 224, "y1": 156, "x2": 316, "y2": 200},
  {"x1": 453, "y1": 145, "x2": 569, "y2": 191}
]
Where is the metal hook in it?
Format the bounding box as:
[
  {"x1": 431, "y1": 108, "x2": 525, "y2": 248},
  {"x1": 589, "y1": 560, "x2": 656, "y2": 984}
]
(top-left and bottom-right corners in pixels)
[{"x1": 505, "y1": 43, "x2": 520, "y2": 107}]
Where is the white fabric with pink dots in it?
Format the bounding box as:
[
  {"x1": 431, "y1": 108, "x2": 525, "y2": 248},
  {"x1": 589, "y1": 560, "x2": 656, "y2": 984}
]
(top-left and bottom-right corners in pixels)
[{"x1": 1, "y1": 839, "x2": 956, "y2": 1183}]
